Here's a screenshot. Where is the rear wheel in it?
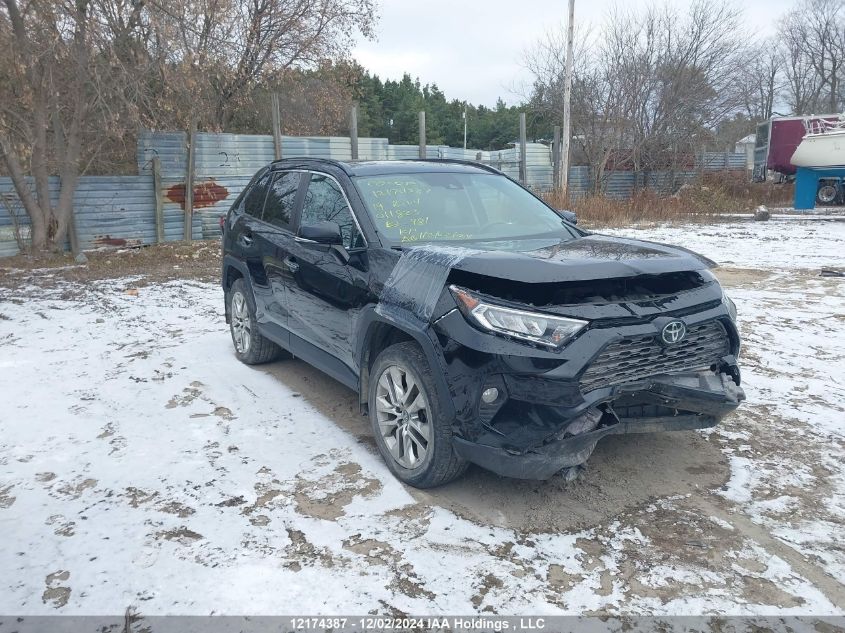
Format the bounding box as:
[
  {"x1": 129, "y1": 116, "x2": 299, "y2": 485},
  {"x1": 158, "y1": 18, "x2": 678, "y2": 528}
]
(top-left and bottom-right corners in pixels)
[
  {"x1": 228, "y1": 278, "x2": 283, "y2": 365},
  {"x1": 368, "y1": 342, "x2": 467, "y2": 488},
  {"x1": 817, "y1": 181, "x2": 840, "y2": 205}
]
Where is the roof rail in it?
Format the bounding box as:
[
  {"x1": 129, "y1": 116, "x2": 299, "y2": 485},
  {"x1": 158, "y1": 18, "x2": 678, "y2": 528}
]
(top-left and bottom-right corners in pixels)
[
  {"x1": 270, "y1": 156, "x2": 353, "y2": 173},
  {"x1": 269, "y1": 156, "x2": 506, "y2": 176},
  {"x1": 402, "y1": 158, "x2": 504, "y2": 175}
]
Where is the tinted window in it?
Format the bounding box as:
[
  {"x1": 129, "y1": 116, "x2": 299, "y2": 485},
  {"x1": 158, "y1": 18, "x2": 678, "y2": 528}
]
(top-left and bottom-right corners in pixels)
[
  {"x1": 263, "y1": 171, "x2": 301, "y2": 228},
  {"x1": 301, "y1": 174, "x2": 361, "y2": 249},
  {"x1": 243, "y1": 173, "x2": 271, "y2": 217}
]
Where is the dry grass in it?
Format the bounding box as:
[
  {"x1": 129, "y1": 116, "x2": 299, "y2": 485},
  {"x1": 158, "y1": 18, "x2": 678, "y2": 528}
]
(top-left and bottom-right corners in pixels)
[
  {"x1": 0, "y1": 240, "x2": 221, "y2": 289},
  {"x1": 545, "y1": 172, "x2": 795, "y2": 228}
]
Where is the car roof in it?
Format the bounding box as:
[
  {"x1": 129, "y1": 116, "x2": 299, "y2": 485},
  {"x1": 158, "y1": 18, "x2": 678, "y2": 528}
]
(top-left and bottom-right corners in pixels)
[{"x1": 270, "y1": 158, "x2": 500, "y2": 177}]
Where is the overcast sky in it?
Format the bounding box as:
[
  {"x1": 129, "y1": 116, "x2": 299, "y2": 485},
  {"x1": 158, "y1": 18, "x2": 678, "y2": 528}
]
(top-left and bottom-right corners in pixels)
[{"x1": 352, "y1": 0, "x2": 794, "y2": 107}]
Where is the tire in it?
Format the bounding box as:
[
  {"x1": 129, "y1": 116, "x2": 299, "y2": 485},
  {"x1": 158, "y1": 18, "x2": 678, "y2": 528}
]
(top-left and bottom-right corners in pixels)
[
  {"x1": 228, "y1": 278, "x2": 283, "y2": 365},
  {"x1": 817, "y1": 182, "x2": 839, "y2": 205},
  {"x1": 368, "y1": 342, "x2": 468, "y2": 488}
]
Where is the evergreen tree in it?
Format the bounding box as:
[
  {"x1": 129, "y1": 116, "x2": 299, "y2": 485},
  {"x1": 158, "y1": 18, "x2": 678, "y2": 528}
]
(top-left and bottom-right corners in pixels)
[{"x1": 349, "y1": 67, "x2": 524, "y2": 150}]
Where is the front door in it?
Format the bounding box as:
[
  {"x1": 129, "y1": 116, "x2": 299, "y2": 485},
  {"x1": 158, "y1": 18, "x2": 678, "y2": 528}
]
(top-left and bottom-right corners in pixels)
[{"x1": 285, "y1": 172, "x2": 370, "y2": 374}]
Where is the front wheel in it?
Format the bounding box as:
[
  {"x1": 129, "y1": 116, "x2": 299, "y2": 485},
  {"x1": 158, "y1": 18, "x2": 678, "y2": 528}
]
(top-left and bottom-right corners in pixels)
[{"x1": 368, "y1": 342, "x2": 467, "y2": 488}]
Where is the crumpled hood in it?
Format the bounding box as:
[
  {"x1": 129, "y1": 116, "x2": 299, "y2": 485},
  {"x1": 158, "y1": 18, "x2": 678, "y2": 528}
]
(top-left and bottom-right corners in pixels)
[{"x1": 449, "y1": 234, "x2": 716, "y2": 283}]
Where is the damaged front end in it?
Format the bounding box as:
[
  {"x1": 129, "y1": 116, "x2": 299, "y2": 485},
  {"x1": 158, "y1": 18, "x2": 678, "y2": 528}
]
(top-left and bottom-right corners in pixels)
[
  {"x1": 451, "y1": 370, "x2": 744, "y2": 480},
  {"x1": 426, "y1": 264, "x2": 745, "y2": 480}
]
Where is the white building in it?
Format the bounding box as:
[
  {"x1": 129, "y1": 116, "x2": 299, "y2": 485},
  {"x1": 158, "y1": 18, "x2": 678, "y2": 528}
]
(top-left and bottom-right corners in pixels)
[{"x1": 735, "y1": 133, "x2": 756, "y2": 170}]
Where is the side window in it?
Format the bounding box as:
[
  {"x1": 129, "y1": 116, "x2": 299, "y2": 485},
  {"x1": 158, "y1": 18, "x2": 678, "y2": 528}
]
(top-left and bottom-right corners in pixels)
[
  {"x1": 300, "y1": 174, "x2": 362, "y2": 249},
  {"x1": 243, "y1": 173, "x2": 271, "y2": 217},
  {"x1": 263, "y1": 171, "x2": 301, "y2": 229}
]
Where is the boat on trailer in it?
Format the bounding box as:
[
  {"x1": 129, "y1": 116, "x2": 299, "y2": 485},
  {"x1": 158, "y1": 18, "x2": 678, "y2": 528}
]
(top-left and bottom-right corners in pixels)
[{"x1": 790, "y1": 117, "x2": 845, "y2": 169}]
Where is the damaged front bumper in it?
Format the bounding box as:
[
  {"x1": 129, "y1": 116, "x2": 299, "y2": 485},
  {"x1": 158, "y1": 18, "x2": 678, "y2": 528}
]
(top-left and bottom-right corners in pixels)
[
  {"x1": 451, "y1": 370, "x2": 745, "y2": 480},
  {"x1": 425, "y1": 275, "x2": 745, "y2": 480}
]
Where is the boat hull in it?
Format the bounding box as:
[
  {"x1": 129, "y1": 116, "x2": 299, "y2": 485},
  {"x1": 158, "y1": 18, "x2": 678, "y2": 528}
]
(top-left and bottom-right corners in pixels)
[{"x1": 791, "y1": 131, "x2": 845, "y2": 168}]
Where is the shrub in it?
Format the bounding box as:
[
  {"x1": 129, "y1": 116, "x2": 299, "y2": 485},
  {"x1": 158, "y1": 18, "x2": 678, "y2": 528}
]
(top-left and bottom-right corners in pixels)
[{"x1": 543, "y1": 173, "x2": 794, "y2": 228}]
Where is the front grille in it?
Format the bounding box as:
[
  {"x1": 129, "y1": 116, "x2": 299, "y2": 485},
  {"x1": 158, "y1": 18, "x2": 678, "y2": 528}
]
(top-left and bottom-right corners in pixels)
[{"x1": 579, "y1": 320, "x2": 730, "y2": 392}]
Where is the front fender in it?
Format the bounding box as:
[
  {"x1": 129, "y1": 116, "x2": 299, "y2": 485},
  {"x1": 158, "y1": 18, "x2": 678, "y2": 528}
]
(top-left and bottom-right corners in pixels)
[{"x1": 355, "y1": 306, "x2": 457, "y2": 421}]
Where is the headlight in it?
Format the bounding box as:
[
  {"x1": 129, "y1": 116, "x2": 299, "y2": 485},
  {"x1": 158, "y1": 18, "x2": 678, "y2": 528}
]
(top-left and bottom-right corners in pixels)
[
  {"x1": 450, "y1": 285, "x2": 587, "y2": 349},
  {"x1": 722, "y1": 292, "x2": 741, "y2": 356},
  {"x1": 723, "y1": 293, "x2": 737, "y2": 321}
]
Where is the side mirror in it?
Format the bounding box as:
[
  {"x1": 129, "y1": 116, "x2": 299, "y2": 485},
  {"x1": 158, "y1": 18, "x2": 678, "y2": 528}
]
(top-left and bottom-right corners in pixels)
[
  {"x1": 299, "y1": 221, "x2": 343, "y2": 245},
  {"x1": 556, "y1": 209, "x2": 577, "y2": 225}
]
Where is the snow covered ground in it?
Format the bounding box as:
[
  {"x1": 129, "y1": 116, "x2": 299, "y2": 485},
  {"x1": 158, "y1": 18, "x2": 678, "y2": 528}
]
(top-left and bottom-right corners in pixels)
[
  {"x1": 602, "y1": 216, "x2": 845, "y2": 270},
  {"x1": 1, "y1": 219, "x2": 844, "y2": 616}
]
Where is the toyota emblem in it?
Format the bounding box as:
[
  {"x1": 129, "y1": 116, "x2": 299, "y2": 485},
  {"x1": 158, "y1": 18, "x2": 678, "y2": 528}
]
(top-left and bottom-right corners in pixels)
[{"x1": 661, "y1": 320, "x2": 687, "y2": 345}]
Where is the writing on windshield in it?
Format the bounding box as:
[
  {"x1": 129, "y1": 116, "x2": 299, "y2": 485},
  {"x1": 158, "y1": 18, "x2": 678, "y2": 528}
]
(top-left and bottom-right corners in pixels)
[
  {"x1": 358, "y1": 177, "x2": 473, "y2": 242},
  {"x1": 354, "y1": 172, "x2": 569, "y2": 244}
]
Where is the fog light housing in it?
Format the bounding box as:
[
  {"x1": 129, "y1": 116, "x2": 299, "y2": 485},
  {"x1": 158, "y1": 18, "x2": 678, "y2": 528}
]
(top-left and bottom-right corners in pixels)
[{"x1": 481, "y1": 387, "x2": 499, "y2": 404}]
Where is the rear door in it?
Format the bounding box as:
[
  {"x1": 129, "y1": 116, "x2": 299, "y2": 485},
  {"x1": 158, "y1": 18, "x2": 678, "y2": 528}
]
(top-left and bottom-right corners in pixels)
[
  {"x1": 230, "y1": 171, "x2": 273, "y2": 321},
  {"x1": 252, "y1": 170, "x2": 306, "y2": 338},
  {"x1": 284, "y1": 171, "x2": 371, "y2": 379}
]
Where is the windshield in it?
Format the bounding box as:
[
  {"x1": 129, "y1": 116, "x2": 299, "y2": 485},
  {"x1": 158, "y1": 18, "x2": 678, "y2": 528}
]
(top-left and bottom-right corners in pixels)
[{"x1": 353, "y1": 172, "x2": 578, "y2": 245}]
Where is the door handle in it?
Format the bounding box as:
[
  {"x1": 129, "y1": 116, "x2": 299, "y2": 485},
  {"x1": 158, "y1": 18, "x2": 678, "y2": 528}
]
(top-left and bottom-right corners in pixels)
[{"x1": 284, "y1": 256, "x2": 299, "y2": 273}]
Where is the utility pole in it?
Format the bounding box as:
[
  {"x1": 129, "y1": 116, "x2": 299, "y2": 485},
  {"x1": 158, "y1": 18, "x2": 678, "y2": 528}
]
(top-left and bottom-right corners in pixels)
[{"x1": 560, "y1": 0, "x2": 575, "y2": 196}]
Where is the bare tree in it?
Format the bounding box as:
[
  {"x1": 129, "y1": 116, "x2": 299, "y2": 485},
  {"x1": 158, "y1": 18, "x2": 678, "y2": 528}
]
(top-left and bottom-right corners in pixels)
[
  {"x1": 778, "y1": 0, "x2": 845, "y2": 114},
  {"x1": 523, "y1": 26, "x2": 622, "y2": 190},
  {"x1": 0, "y1": 0, "x2": 98, "y2": 252},
  {"x1": 524, "y1": 0, "x2": 747, "y2": 193},
  {"x1": 0, "y1": 0, "x2": 376, "y2": 254},
  {"x1": 741, "y1": 40, "x2": 783, "y2": 121},
  {"x1": 144, "y1": 0, "x2": 376, "y2": 130}
]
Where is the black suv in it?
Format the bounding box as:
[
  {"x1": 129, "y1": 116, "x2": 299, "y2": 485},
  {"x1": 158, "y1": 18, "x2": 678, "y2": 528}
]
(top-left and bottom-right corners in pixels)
[{"x1": 222, "y1": 159, "x2": 744, "y2": 488}]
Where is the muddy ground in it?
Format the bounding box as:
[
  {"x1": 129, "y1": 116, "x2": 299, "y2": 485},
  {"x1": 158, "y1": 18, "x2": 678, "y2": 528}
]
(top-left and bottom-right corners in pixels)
[
  {"x1": 1, "y1": 241, "x2": 733, "y2": 531},
  {"x1": 1, "y1": 221, "x2": 844, "y2": 615}
]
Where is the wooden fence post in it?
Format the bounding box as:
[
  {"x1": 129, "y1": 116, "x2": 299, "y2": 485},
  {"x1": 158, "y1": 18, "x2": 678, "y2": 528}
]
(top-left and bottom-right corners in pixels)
[
  {"x1": 152, "y1": 156, "x2": 164, "y2": 244},
  {"x1": 418, "y1": 111, "x2": 426, "y2": 159},
  {"x1": 519, "y1": 112, "x2": 527, "y2": 184},
  {"x1": 184, "y1": 121, "x2": 196, "y2": 241},
  {"x1": 350, "y1": 104, "x2": 359, "y2": 160},
  {"x1": 271, "y1": 93, "x2": 282, "y2": 160}
]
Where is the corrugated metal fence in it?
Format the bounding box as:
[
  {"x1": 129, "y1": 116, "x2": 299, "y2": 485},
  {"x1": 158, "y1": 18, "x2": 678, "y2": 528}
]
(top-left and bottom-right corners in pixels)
[
  {"x1": 0, "y1": 176, "x2": 201, "y2": 257},
  {"x1": 0, "y1": 129, "x2": 747, "y2": 256},
  {"x1": 582, "y1": 170, "x2": 702, "y2": 201},
  {"x1": 134, "y1": 131, "x2": 558, "y2": 241}
]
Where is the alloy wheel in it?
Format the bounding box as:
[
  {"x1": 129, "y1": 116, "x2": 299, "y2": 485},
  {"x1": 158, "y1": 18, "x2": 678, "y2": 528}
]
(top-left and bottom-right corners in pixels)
[
  {"x1": 375, "y1": 364, "x2": 431, "y2": 469},
  {"x1": 231, "y1": 291, "x2": 251, "y2": 353}
]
